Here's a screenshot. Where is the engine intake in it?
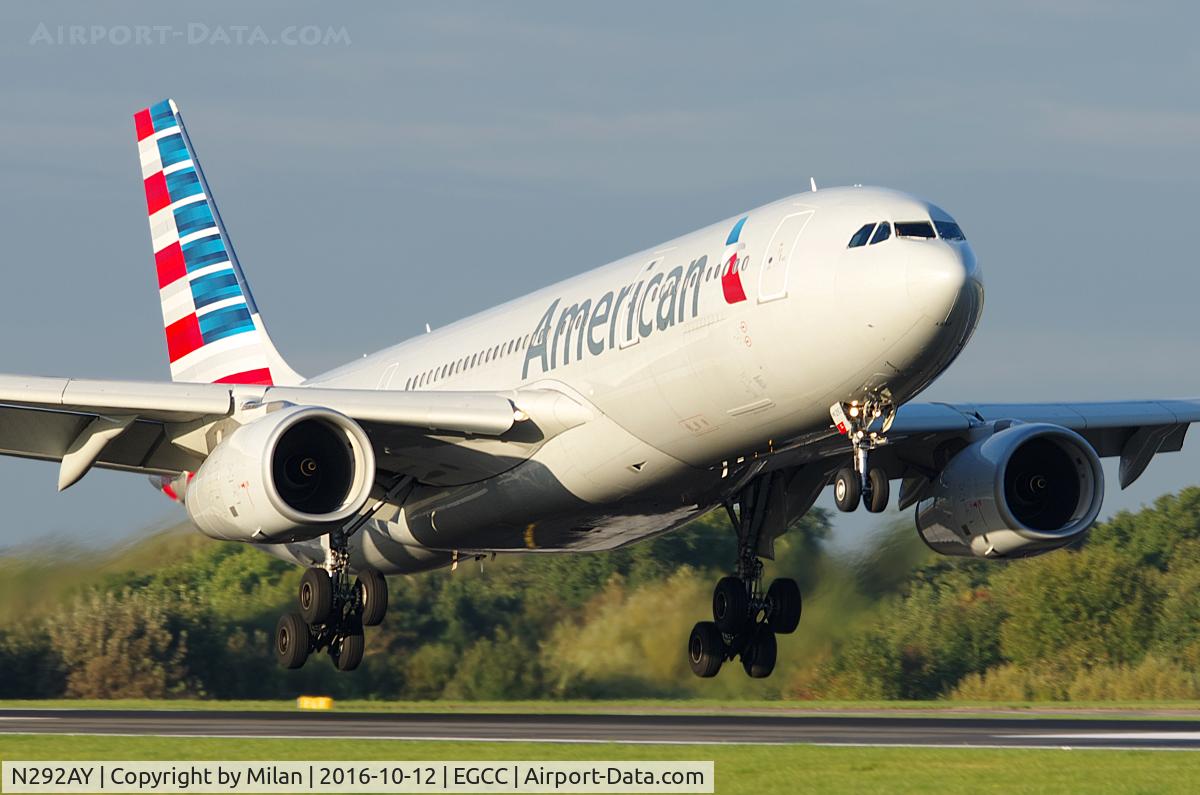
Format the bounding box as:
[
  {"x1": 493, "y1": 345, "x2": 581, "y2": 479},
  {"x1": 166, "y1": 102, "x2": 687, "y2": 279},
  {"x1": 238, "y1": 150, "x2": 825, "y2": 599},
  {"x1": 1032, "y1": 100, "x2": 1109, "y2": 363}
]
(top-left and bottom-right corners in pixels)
[
  {"x1": 915, "y1": 423, "x2": 1103, "y2": 558},
  {"x1": 186, "y1": 405, "x2": 375, "y2": 543}
]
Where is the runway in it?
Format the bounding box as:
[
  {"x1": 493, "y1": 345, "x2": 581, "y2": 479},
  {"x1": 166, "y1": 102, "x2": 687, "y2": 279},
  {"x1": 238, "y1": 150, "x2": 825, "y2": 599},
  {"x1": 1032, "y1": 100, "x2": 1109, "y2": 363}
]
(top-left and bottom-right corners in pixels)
[{"x1": 3, "y1": 709, "x2": 1200, "y2": 750}]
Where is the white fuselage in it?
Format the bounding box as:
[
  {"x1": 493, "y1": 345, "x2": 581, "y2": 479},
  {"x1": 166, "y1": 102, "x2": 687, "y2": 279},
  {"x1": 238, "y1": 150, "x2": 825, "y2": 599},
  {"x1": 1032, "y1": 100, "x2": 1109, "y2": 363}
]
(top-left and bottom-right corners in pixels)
[{"x1": 279, "y1": 186, "x2": 983, "y2": 573}]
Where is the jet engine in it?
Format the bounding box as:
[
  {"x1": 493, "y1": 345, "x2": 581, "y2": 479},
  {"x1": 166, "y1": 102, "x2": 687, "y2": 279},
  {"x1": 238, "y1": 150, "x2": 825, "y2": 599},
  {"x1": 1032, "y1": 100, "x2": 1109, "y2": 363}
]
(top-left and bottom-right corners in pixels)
[
  {"x1": 915, "y1": 422, "x2": 1103, "y2": 558},
  {"x1": 185, "y1": 405, "x2": 376, "y2": 543}
]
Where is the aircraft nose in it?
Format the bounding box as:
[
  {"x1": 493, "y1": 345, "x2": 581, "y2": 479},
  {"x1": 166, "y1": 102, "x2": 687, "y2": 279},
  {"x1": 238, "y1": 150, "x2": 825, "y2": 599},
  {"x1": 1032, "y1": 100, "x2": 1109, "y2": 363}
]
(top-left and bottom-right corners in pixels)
[{"x1": 906, "y1": 246, "x2": 974, "y2": 322}]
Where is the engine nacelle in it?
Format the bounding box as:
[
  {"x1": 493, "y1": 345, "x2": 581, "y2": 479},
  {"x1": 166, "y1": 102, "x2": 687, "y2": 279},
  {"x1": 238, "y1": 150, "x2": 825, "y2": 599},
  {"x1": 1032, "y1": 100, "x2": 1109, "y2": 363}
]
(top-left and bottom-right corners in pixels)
[
  {"x1": 915, "y1": 422, "x2": 1104, "y2": 558},
  {"x1": 186, "y1": 405, "x2": 375, "y2": 543}
]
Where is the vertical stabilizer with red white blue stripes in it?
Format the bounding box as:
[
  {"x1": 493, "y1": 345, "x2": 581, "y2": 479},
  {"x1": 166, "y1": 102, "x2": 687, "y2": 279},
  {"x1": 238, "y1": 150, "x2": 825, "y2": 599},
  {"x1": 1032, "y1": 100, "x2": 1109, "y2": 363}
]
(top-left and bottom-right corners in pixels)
[{"x1": 134, "y1": 99, "x2": 302, "y2": 386}]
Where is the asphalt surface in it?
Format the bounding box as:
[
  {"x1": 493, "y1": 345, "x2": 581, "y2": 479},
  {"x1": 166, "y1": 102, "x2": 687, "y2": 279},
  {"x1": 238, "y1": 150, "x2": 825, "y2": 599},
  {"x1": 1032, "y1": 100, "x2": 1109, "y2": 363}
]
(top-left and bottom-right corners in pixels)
[{"x1": 3, "y1": 709, "x2": 1200, "y2": 749}]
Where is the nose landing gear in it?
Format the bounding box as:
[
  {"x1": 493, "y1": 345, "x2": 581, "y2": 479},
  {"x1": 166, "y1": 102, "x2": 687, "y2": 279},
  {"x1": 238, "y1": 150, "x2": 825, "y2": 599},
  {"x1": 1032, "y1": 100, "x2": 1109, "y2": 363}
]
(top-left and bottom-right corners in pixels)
[
  {"x1": 830, "y1": 398, "x2": 893, "y2": 514},
  {"x1": 689, "y1": 477, "x2": 803, "y2": 679}
]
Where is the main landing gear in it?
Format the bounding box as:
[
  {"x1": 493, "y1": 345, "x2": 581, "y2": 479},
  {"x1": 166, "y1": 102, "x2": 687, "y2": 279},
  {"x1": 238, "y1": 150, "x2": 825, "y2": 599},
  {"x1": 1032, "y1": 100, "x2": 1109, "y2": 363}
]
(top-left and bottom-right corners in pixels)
[
  {"x1": 830, "y1": 397, "x2": 893, "y2": 514},
  {"x1": 274, "y1": 527, "x2": 389, "y2": 672},
  {"x1": 275, "y1": 475, "x2": 414, "y2": 671},
  {"x1": 688, "y1": 479, "x2": 803, "y2": 679}
]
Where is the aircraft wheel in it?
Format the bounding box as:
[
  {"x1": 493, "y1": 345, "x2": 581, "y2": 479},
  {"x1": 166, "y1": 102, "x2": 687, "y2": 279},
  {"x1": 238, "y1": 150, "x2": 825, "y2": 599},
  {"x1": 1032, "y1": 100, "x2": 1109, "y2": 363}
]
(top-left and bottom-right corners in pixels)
[
  {"x1": 865, "y1": 468, "x2": 890, "y2": 513},
  {"x1": 834, "y1": 468, "x2": 861, "y2": 512},
  {"x1": 331, "y1": 616, "x2": 365, "y2": 672},
  {"x1": 274, "y1": 612, "x2": 310, "y2": 669},
  {"x1": 742, "y1": 627, "x2": 777, "y2": 679},
  {"x1": 767, "y1": 578, "x2": 802, "y2": 634},
  {"x1": 299, "y1": 568, "x2": 334, "y2": 625},
  {"x1": 688, "y1": 621, "x2": 724, "y2": 678},
  {"x1": 356, "y1": 568, "x2": 388, "y2": 627},
  {"x1": 712, "y1": 576, "x2": 750, "y2": 634}
]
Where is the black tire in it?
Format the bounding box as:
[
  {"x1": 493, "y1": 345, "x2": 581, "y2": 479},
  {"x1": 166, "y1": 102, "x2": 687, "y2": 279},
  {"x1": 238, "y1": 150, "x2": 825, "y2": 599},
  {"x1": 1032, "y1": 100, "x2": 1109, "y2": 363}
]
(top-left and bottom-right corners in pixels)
[
  {"x1": 274, "y1": 612, "x2": 310, "y2": 669},
  {"x1": 712, "y1": 576, "x2": 750, "y2": 634},
  {"x1": 742, "y1": 627, "x2": 777, "y2": 679},
  {"x1": 688, "y1": 621, "x2": 724, "y2": 678},
  {"x1": 299, "y1": 568, "x2": 334, "y2": 625},
  {"x1": 834, "y1": 467, "x2": 861, "y2": 512},
  {"x1": 356, "y1": 568, "x2": 388, "y2": 627},
  {"x1": 332, "y1": 616, "x2": 365, "y2": 672},
  {"x1": 767, "y1": 578, "x2": 802, "y2": 634},
  {"x1": 866, "y1": 468, "x2": 890, "y2": 513}
]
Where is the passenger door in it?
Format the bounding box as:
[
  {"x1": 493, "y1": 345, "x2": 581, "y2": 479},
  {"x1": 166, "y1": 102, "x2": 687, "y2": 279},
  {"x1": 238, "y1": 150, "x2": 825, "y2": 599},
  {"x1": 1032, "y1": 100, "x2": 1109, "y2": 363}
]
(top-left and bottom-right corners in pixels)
[{"x1": 758, "y1": 210, "x2": 814, "y2": 303}]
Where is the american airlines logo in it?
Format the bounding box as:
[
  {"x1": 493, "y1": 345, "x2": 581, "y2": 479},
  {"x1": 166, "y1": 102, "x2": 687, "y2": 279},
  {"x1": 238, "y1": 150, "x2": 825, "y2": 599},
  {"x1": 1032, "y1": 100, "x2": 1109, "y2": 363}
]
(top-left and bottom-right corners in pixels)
[
  {"x1": 721, "y1": 216, "x2": 749, "y2": 303},
  {"x1": 523, "y1": 217, "x2": 751, "y2": 378},
  {"x1": 522, "y1": 254, "x2": 708, "y2": 378}
]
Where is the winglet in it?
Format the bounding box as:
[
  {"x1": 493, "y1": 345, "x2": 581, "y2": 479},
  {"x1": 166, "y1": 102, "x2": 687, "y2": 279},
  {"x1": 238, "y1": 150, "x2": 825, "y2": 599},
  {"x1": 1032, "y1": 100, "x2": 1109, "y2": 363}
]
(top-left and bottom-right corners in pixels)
[{"x1": 134, "y1": 99, "x2": 303, "y2": 386}]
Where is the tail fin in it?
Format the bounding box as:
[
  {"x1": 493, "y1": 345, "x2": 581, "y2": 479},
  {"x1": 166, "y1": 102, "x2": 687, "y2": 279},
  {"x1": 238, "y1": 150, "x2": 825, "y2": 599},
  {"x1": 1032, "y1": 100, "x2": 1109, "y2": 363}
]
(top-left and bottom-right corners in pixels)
[{"x1": 134, "y1": 99, "x2": 302, "y2": 386}]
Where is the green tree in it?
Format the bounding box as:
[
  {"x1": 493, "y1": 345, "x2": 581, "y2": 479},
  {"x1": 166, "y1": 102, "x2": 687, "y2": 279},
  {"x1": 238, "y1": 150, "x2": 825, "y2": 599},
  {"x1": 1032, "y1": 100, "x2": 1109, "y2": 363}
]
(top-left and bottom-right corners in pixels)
[
  {"x1": 996, "y1": 546, "x2": 1161, "y2": 670},
  {"x1": 818, "y1": 628, "x2": 904, "y2": 699},
  {"x1": 442, "y1": 631, "x2": 543, "y2": 700},
  {"x1": 0, "y1": 628, "x2": 64, "y2": 698},
  {"x1": 815, "y1": 562, "x2": 1003, "y2": 698},
  {"x1": 1152, "y1": 539, "x2": 1200, "y2": 667},
  {"x1": 1089, "y1": 487, "x2": 1200, "y2": 570},
  {"x1": 48, "y1": 589, "x2": 198, "y2": 698}
]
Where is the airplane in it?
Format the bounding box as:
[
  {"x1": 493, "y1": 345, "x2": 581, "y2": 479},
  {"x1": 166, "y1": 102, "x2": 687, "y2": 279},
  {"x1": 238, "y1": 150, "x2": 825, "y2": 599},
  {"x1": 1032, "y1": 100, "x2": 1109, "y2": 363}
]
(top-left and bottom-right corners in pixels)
[{"x1": 1, "y1": 98, "x2": 1197, "y2": 678}]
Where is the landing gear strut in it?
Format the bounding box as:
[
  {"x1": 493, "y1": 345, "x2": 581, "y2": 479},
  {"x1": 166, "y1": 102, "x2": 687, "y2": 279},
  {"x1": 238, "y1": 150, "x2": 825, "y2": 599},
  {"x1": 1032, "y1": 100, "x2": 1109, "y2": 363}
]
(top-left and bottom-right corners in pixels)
[
  {"x1": 274, "y1": 477, "x2": 414, "y2": 671},
  {"x1": 274, "y1": 528, "x2": 388, "y2": 672},
  {"x1": 830, "y1": 397, "x2": 893, "y2": 514},
  {"x1": 688, "y1": 478, "x2": 802, "y2": 679}
]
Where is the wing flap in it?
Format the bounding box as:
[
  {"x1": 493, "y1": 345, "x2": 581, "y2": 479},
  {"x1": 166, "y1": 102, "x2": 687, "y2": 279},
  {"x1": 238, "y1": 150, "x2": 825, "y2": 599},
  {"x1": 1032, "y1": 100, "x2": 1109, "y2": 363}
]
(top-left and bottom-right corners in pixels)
[{"x1": 0, "y1": 405, "x2": 199, "y2": 475}]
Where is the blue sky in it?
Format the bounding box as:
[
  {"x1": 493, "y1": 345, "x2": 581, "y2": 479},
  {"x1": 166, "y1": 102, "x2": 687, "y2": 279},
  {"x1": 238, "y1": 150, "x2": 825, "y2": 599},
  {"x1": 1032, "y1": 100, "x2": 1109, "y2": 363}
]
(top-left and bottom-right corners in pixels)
[{"x1": 0, "y1": 2, "x2": 1197, "y2": 549}]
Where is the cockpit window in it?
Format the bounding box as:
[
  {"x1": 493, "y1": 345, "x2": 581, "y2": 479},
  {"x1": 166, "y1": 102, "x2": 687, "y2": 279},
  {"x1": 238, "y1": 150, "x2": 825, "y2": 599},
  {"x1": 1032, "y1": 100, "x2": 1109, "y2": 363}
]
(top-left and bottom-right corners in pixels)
[
  {"x1": 869, "y1": 222, "x2": 891, "y2": 245},
  {"x1": 848, "y1": 223, "x2": 875, "y2": 248},
  {"x1": 934, "y1": 220, "x2": 965, "y2": 240},
  {"x1": 895, "y1": 221, "x2": 936, "y2": 239}
]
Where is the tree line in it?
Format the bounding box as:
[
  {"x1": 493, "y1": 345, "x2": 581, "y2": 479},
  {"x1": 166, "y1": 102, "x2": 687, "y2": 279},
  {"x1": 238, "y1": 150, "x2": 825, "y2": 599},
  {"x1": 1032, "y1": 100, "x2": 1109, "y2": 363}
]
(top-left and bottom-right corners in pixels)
[{"x1": 2, "y1": 487, "x2": 1199, "y2": 701}]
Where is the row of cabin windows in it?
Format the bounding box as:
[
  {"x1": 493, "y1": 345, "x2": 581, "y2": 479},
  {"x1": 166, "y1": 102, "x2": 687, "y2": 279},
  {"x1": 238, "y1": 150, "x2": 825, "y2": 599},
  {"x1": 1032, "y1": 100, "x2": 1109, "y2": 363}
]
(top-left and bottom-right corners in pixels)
[
  {"x1": 404, "y1": 332, "x2": 532, "y2": 390},
  {"x1": 401, "y1": 254, "x2": 756, "y2": 390}
]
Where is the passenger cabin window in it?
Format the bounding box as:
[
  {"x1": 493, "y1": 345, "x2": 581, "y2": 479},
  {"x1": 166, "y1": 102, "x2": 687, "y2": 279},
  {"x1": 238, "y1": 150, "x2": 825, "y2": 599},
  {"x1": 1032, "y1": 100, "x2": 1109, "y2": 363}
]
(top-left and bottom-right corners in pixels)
[
  {"x1": 848, "y1": 223, "x2": 875, "y2": 248},
  {"x1": 869, "y1": 222, "x2": 891, "y2": 245},
  {"x1": 935, "y1": 220, "x2": 966, "y2": 240},
  {"x1": 895, "y1": 221, "x2": 936, "y2": 239}
]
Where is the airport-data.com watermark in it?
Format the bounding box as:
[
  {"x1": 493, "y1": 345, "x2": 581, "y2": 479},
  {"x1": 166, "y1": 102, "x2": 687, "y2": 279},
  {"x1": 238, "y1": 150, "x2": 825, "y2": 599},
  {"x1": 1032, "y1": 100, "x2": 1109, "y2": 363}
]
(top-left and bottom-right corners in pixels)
[{"x1": 29, "y1": 22, "x2": 351, "y2": 47}]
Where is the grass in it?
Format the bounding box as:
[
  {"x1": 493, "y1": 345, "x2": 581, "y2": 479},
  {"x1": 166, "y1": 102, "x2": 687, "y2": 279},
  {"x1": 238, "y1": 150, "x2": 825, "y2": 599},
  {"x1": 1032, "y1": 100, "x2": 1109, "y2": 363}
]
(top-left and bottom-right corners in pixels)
[
  {"x1": 1, "y1": 735, "x2": 1198, "y2": 794},
  {"x1": 6, "y1": 698, "x2": 1200, "y2": 719}
]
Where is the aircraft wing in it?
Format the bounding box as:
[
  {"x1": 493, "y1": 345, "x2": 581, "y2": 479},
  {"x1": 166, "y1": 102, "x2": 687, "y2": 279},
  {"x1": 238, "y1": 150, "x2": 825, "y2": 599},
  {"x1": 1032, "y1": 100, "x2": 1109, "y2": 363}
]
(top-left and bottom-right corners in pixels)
[
  {"x1": 0, "y1": 375, "x2": 591, "y2": 489},
  {"x1": 892, "y1": 399, "x2": 1200, "y2": 480},
  {"x1": 773, "y1": 398, "x2": 1200, "y2": 506}
]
